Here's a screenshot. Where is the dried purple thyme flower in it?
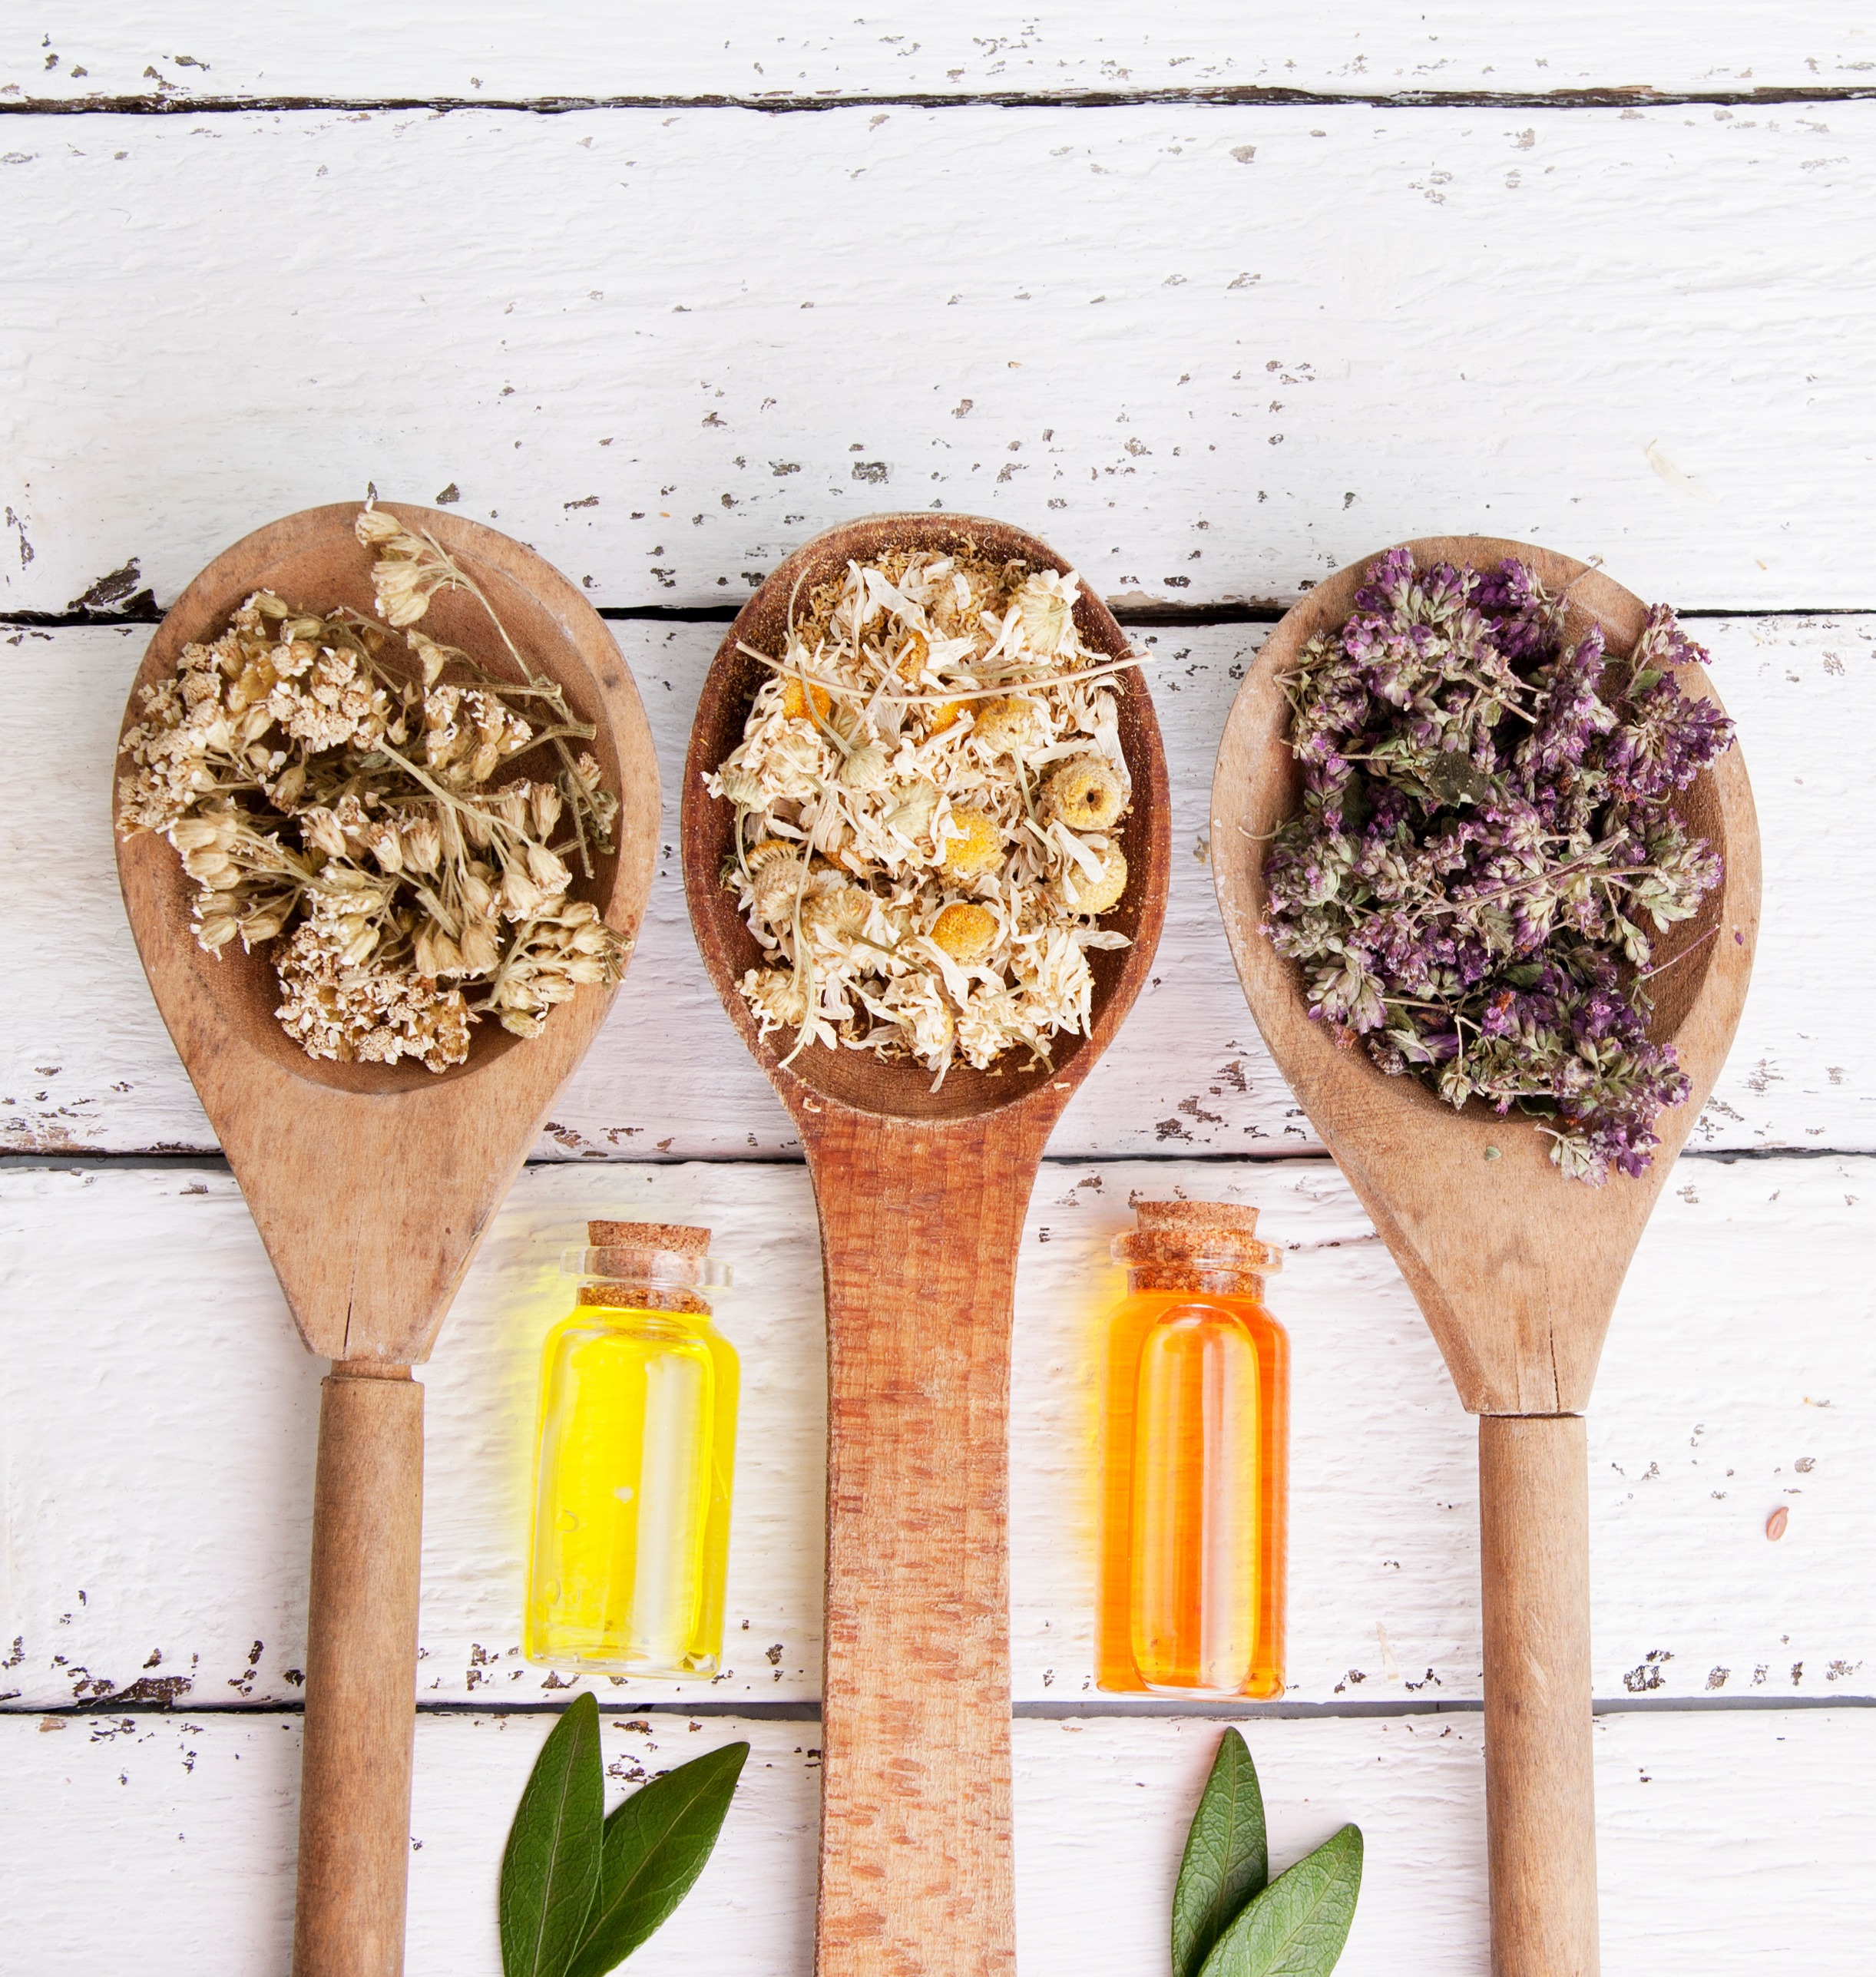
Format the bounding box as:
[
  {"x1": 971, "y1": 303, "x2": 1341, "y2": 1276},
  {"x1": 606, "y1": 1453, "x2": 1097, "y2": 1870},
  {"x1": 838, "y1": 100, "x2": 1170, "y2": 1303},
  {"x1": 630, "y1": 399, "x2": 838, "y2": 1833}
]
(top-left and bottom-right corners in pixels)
[{"x1": 1262, "y1": 547, "x2": 1734, "y2": 1183}]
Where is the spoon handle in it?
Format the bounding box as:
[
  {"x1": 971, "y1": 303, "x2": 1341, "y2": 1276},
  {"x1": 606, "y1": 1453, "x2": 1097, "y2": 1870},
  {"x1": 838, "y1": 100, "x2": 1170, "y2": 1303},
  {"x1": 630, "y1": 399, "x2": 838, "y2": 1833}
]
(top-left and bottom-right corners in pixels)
[
  {"x1": 292, "y1": 1364, "x2": 425, "y2": 1977},
  {"x1": 804, "y1": 1109, "x2": 1047, "y2": 1977},
  {"x1": 1479, "y1": 1413, "x2": 1600, "y2": 1977}
]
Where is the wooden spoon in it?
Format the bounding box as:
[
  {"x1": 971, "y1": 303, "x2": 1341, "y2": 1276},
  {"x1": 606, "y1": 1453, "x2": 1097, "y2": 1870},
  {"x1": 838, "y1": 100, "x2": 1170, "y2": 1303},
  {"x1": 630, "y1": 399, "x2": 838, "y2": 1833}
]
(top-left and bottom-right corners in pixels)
[
  {"x1": 113, "y1": 503, "x2": 660, "y2": 1977},
  {"x1": 683, "y1": 514, "x2": 1170, "y2": 1976},
  {"x1": 1211, "y1": 537, "x2": 1760, "y2": 1977}
]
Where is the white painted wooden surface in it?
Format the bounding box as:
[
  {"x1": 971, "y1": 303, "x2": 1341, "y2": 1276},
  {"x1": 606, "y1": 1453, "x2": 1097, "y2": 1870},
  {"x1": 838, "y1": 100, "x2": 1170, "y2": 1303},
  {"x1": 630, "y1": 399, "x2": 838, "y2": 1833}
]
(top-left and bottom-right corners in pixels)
[
  {"x1": 4, "y1": 20, "x2": 1871, "y2": 1969},
  {"x1": 5, "y1": 1708, "x2": 1871, "y2": 1975},
  {"x1": 3, "y1": 1155, "x2": 1868, "y2": 1711},
  {"x1": 5, "y1": 614, "x2": 1870, "y2": 1160},
  {"x1": 6, "y1": 4, "x2": 1872, "y2": 105},
  {"x1": 3, "y1": 105, "x2": 1873, "y2": 619}
]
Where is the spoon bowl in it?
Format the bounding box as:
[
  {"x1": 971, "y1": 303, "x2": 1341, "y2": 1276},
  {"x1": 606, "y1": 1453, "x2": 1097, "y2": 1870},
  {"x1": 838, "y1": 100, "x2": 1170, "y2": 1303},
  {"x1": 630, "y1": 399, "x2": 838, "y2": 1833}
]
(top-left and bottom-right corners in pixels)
[
  {"x1": 683, "y1": 513, "x2": 1170, "y2": 1977},
  {"x1": 685, "y1": 511, "x2": 1166, "y2": 1122},
  {"x1": 114, "y1": 502, "x2": 660, "y2": 1977},
  {"x1": 1212, "y1": 537, "x2": 1760, "y2": 1977}
]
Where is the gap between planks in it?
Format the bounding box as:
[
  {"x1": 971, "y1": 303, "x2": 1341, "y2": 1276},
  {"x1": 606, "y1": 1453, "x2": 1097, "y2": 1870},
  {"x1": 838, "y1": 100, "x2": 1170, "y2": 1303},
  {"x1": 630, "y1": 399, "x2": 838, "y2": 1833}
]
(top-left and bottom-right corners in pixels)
[
  {"x1": 12, "y1": 1691, "x2": 1874, "y2": 1722},
  {"x1": 8, "y1": 602, "x2": 1876, "y2": 631},
  {"x1": 5, "y1": 88, "x2": 1876, "y2": 118},
  {"x1": 4, "y1": 1146, "x2": 1871, "y2": 1176}
]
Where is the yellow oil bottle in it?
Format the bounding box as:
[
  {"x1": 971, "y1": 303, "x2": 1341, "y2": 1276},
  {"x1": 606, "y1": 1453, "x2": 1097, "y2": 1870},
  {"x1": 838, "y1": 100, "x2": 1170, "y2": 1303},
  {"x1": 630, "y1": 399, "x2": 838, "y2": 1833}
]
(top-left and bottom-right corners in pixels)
[{"x1": 524, "y1": 1220, "x2": 737, "y2": 1677}]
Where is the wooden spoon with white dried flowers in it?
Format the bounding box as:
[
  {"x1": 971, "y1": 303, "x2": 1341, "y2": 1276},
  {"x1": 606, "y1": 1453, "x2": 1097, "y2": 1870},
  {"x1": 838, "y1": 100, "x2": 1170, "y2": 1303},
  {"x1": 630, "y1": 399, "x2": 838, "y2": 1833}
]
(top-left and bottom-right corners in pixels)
[
  {"x1": 685, "y1": 513, "x2": 1171, "y2": 1977},
  {"x1": 116, "y1": 505, "x2": 628, "y2": 1070},
  {"x1": 707, "y1": 546, "x2": 1145, "y2": 1086},
  {"x1": 112, "y1": 501, "x2": 658, "y2": 1977}
]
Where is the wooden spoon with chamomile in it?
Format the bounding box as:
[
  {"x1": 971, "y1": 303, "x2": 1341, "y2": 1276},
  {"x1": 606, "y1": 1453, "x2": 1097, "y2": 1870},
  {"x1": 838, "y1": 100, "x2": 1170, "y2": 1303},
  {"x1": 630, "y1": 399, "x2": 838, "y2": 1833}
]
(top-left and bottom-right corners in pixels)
[{"x1": 683, "y1": 514, "x2": 1170, "y2": 1977}]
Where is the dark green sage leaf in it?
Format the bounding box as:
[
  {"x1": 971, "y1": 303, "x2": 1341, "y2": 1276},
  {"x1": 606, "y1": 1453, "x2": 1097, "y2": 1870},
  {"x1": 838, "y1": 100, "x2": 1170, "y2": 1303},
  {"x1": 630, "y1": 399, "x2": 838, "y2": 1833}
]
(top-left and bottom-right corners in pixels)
[
  {"x1": 1172, "y1": 1729, "x2": 1269, "y2": 1977},
  {"x1": 564, "y1": 1740, "x2": 749, "y2": 1977},
  {"x1": 501, "y1": 1691, "x2": 604, "y2": 1977},
  {"x1": 1194, "y1": 1823, "x2": 1363, "y2": 1977}
]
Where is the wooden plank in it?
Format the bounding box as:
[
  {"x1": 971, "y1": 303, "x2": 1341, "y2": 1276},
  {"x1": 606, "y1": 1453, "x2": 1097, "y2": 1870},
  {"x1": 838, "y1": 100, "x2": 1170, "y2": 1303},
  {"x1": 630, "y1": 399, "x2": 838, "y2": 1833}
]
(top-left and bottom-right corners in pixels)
[
  {"x1": 2, "y1": 105, "x2": 1873, "y2": 617},
  {"x1": 5, "y1": 613, "x2": 1867, "y2": 1158},
  {"x1": 2, "y1": 1705, "x2": 1869, "y2": 1974},
  {"x1": 5, "y1": 4, "x2": 1870, "y2": 107},
  {"x1": 4, "y1": 1155, "x2": 1869, "y2": 1711}
]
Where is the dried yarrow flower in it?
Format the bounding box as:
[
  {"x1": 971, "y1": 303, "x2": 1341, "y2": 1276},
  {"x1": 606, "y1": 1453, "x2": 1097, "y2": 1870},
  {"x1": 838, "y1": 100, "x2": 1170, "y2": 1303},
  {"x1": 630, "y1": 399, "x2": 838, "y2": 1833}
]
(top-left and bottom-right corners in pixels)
[
  {"x1": 115, "y1": 504, "x2": 630, "y2": 1071},
  {"x1": 706, "y1": 551, "x2": 1145, "y2": 1084},
  {"x1": 1262, "y1": 547, "x2": 1734, "y2": 1184}
]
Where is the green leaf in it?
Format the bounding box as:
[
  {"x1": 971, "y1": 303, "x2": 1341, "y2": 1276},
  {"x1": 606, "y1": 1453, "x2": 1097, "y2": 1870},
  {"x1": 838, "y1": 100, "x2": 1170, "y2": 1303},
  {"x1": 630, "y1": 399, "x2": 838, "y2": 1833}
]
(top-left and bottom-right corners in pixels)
[
  {"x1": 501, "y1": 1691, "x2": 604, "y2": 1977},
  {"x1": 564, "y1": 1740, "x2": 749, "y2": 1977},
  {"x1": 1194, "y1": 1823, "x2": 1364, "y2": 1977},
  {"x1": 1173, "y1": 1730, "x2": 1269, "y2": 1977}
]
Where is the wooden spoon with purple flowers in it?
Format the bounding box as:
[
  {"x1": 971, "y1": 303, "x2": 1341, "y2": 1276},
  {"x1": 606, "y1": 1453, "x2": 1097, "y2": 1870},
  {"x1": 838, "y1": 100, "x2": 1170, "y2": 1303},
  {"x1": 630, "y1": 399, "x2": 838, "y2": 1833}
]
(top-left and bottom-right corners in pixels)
[{"x1": 1211, "y1": 538, "x2": 1759, "y2": 1977}]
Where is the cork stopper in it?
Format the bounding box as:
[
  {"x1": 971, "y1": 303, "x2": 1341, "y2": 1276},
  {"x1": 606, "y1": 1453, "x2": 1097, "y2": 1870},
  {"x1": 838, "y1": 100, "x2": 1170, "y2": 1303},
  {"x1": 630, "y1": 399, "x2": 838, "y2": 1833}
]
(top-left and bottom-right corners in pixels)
[
  {"x1": 573, "y1": 1219, "x2": 720, "y2": 1317},
  {"x1": 588, "y1": 1220, "x2": 708, "y2": 1254},
  {"x1": 1113, "y1": 1199, "x2": 1280, "y2": 1296}
]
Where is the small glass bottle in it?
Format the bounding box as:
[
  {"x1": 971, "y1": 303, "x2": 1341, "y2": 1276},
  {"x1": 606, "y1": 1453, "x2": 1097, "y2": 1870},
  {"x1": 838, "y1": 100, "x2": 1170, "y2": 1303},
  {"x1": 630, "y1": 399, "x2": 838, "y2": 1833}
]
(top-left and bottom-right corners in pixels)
[
  {"x1": 1097, "y1": 1201, "x2": 1288, "y2": 1698},
  {"x1": 524, "y1": 1220, "x2": 738, "y2": 1677}
]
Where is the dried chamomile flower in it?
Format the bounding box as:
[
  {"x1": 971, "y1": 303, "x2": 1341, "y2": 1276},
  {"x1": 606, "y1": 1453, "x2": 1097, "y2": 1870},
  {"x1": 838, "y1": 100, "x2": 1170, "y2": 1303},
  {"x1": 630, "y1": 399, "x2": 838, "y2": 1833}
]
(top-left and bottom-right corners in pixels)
[
  {"x1": 840, "y1": 743, "x2": 892, "y2": 792},
  {"x1": 1052, "y1": 844, "x2": 1128, "y2": 917},
  {"x1": 971, "y1": 697, "x2": 1041, "y2": 757},
  {"x1": 114, "y1": 503, "x2": 635, "y2": 1073},
  {"x1": 780, "y1": 676, "x2": 833, "y2": 723},
  {"x1": 800, "y1": 884, "x2": 869, "y2": 944},
  {"x1": 940, "y1": 808, "x2": 1003, "y2": 880},
  {"x1": 751, "y1": 853, "x2": 813, "y2": 921},
  {"x1": 931, "y1": 902, "x2": 998, "y2": 964},
  {"x1": 707, "y1": 548, "x2": 1145, "y2": 1084},
  {"x1": 1262, "y1": 547, "x2": 1735, "y2": 1184},
  {"x1": 1042, "y1": 756, "x2": 1126, "y2": 831}
]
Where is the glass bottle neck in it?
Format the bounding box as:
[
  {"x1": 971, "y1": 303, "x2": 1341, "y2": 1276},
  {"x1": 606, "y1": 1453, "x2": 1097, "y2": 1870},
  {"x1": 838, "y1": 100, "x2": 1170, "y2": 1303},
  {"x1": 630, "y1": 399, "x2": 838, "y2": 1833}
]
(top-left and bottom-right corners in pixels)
[
  {"x1": 1124, "y1": 1264, "x2": 1267, "y2": 1301},
  {"x1": 575, "y1": 1280, "x2": 717, "y2": 1325}
]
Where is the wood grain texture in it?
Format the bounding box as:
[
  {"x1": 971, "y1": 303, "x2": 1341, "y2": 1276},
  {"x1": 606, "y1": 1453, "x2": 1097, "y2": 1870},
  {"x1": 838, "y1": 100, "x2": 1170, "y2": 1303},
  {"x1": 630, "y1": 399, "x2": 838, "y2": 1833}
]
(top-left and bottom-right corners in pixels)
[
  {"x1": 295, "y1": 1367, "x2": 425, "y2": 1977},
  {"x1": 4, "y1": 107, "x2": 1873, "y2": 618},
  {"x1": 6, "y1": 1154, "x2": 1868, "y2": 1712},
  {"x1": 5, "y1": 1707, "x2": 1874, "y2": 1975},
  {"x1": 1479, "y1": 1417, "x2": 1597, "y2": 1977},
  {"x1": 1213, "y1": 537, "x2": 1757, "y2": 1975},
  {"x1": 8, "y1": 614, "x2": 1866, "y2": 1162},
  {"x1": 812, "y1": 1113, "x2": 1034, "y2": 1977},
  {"x1": 680, "y1": 514, "x2": 1170, "y2": 1976},
  {"x1": 6, "y1": 2, "x2": 1869, "y2": 104},
  {"x1": 111, "y1": 503, "x2": 660, "y2": 1362}
]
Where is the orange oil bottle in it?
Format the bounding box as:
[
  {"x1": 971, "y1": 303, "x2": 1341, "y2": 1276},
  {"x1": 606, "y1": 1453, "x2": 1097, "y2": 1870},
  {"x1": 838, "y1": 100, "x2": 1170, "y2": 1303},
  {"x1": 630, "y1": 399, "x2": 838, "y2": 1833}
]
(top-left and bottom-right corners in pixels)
[{"x1": 1097, "y1": 1200, "x2": 1288, "y2": 1698}]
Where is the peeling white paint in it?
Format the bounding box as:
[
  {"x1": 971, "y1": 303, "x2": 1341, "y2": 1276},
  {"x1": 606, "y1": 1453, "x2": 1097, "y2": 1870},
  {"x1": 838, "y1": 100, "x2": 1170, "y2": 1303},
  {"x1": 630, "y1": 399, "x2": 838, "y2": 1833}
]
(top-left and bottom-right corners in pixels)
[
  {"x1": 2, "y1": 107, "x2": 1872, "y2": 614},
  {"x1": 3, "y1": 5, "x2": 1868, "y2": 105},
  {"x1": 2, "y1": 1156, "x2": 1868, "y2": 1710},
  {"x1": 2, "y1": 1708, "x2": 1871, "y2": 1974}
]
